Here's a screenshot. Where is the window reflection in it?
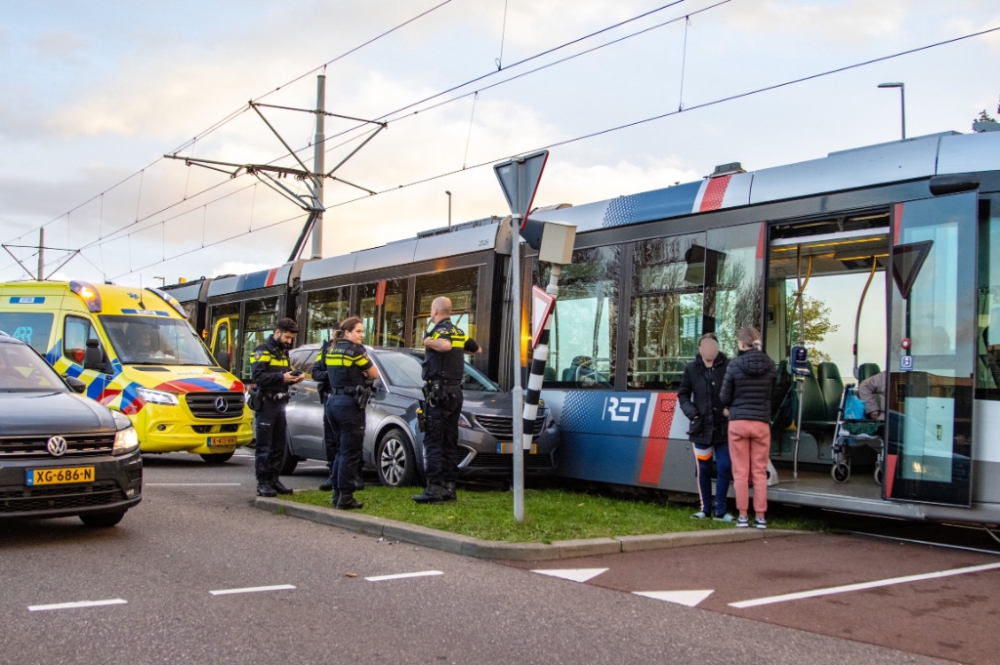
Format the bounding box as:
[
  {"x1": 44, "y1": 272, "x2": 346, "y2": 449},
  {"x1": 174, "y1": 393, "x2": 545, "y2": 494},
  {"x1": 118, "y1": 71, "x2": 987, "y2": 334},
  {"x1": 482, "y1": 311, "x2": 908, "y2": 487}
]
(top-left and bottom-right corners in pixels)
[
  {"x1": 306, "y1": 287, "x2": 350, "y2": 344},
  {"x1": 412, "y1": 268, "x2": 478, "y2": 344}
]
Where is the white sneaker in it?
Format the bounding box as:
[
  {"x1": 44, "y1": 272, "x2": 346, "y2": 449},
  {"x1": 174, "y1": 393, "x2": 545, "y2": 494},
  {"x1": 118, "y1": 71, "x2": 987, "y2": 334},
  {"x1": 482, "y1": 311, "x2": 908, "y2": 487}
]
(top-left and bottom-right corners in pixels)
[
  {"x1": 755, "y1": 517, "x2": 767, "y2": 530},
  {"x1": 736, "y1": 516, "x2": 749, "y2": 528}
]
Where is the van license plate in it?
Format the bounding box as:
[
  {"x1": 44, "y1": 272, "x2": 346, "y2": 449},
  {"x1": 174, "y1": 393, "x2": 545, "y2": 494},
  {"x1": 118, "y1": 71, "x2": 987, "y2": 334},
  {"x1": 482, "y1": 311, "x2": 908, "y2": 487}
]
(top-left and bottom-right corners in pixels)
[
  {"x1": 497, "y1": 442, "x2": 537, "y2": 454},
  {"x1": 209, "y1": 436, "x2": 238, "y2": 447},
  {"x1": 27, "y1": 467, "x2": 95, "y2": 486}
]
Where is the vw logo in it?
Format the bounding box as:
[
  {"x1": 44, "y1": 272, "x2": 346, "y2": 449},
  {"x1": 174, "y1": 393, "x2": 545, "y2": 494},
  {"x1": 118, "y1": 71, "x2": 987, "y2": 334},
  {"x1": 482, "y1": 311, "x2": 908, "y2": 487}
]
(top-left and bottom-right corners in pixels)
[
  {"x1": 47, "y1": 436, "x2": 68, "y2": 457},
  {"x1": 214, "y1": 396, "x2": 229, "y2": 414}
]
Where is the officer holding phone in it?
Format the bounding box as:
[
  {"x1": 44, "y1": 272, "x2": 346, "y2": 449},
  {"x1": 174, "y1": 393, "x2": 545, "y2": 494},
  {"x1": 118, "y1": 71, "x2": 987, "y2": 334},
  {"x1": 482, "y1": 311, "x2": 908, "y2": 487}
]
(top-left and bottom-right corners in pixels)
[{"x1": 251, "y1": 317, "x2": 304, "y2": 497}]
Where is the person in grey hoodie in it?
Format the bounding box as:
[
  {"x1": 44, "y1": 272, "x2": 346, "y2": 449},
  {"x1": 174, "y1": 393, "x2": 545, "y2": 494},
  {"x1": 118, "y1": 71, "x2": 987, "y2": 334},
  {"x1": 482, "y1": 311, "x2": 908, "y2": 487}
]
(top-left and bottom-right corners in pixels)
[{"x1": 720, "y1": 327, "x2": 776, "y2": 529}]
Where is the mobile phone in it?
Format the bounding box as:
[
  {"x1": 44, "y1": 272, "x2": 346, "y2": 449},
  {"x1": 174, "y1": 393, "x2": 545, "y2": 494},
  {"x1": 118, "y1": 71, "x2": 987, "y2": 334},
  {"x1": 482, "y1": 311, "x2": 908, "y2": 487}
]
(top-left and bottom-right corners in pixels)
[{"x1": 290, "y1": 369, "x2": 304, "y2": 376}]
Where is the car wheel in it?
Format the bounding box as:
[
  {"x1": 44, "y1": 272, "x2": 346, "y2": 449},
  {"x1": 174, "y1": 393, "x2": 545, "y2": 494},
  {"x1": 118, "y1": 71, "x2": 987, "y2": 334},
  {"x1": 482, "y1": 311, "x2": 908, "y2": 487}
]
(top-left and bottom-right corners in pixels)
[
  {"x1": 80, "y1": 511, "x2": 126, "y2": 528},
  {"x1": 376, "y1": 428, "x2": 419, "y2": 487},
  {"x1": 279, "y1": 434, "x2": 299, "y2": 475},
  {"x1": 200, "y1": 452, "x2": 235, "y2": 464}
]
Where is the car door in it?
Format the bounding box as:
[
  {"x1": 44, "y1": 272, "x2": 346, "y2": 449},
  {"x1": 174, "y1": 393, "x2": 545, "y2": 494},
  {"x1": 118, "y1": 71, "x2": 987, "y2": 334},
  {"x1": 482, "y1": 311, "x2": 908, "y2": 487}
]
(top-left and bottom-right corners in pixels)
[{"x1": 285, "y1": 349, "x2": 327, "y2": 460}]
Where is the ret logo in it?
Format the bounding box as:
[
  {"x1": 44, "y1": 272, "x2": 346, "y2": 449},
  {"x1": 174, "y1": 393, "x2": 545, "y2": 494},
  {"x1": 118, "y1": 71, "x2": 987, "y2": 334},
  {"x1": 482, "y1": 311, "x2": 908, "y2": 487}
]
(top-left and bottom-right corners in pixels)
[{"x1": 604, "y1": 396, "x2": 647, "y2": 423}]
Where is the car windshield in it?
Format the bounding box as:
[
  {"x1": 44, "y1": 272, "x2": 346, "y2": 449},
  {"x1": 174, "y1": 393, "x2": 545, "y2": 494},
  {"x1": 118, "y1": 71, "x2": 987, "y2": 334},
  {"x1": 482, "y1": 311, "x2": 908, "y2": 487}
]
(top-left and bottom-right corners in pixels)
[
  {"x1": 375, "y1": 350, "x2": 499, "y2": 392},
  {"x1": 100, "y1": 315, "x2": 214, "y2": 366},
  {"x1": 0, "y1": 342, "x2": 67, "y2": 392}
]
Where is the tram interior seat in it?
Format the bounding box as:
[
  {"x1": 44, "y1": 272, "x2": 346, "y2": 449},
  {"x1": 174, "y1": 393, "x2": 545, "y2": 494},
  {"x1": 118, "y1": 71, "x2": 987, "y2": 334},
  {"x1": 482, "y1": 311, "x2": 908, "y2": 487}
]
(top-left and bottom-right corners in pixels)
[
  {"x1": 816, "y1": 362, "x2": 845, "y2": 422},
  {"x1": 858, "y1": 363, "x2": 881, "y2": 382},
  {"x1": 544, "y1": 367, "x2": 557, "y2": 382}
]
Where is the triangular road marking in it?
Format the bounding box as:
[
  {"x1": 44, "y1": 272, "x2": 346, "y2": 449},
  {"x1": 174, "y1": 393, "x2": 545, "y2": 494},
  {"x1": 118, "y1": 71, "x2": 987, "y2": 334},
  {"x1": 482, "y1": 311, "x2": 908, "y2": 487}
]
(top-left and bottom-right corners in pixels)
[
  {"x1": 531, "y1": 568, "x2": 609, "y2": 583},
  {"x1": 633, "y1": 590, "x2": 714, "y2": 607}
]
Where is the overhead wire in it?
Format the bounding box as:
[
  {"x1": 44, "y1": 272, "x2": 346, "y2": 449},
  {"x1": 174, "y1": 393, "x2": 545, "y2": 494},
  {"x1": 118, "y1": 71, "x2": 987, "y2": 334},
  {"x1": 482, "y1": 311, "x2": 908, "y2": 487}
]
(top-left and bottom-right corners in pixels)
[
  {"x1": 88, "y1": 22, "x2": 1000, "y2": 280},
  {"x1": 1, "y1": 0, "x2": 456, "y2": 249}
]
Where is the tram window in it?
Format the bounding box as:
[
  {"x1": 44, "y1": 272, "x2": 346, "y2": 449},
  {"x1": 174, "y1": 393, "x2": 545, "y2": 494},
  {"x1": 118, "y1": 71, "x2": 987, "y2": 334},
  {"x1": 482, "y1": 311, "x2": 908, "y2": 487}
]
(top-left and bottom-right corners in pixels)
[
  {"x1": 306, "y1": 287, "x2": 350, "y2": 344},
  {"x1": 412, "y1": 268, "x2": 478, "y2": 345},
  {"x1": 535, "y1": 246, "x2": 619, "y2": 388},
  {"x1": 209, "y1": 302, "x2": 241, "y2": 375},
  {"x1": 978, "y1": 196, "x2": 1000, "y2": 399},
  {"x1": 241, "y1": 297, "x2": 279, "y2": 381},
  {"x1": 704, "y1": 224, "x2": 763, "y2": 359},
  {"x1": 629, "y1": 233, "x2": 705, "y2": 390},
  {"x1": 358, "y1": 279, "x2": 407, "y2": 348}
]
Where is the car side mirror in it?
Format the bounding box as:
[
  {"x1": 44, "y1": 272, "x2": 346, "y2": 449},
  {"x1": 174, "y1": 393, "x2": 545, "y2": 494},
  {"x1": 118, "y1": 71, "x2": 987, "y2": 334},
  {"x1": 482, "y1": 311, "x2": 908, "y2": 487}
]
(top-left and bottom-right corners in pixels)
[
  {"x1": 65, "y1": 376, "x2": 87, "y2": 394},
  {"x1": 83, "y1": 339, "x2": 107, "y2": 373},
  {"x1": 215, "y1": 349, "x2": 231, "y2": 371},
  {"x1": 373, "y1": 378, "x2": 385, "y2": 392}
]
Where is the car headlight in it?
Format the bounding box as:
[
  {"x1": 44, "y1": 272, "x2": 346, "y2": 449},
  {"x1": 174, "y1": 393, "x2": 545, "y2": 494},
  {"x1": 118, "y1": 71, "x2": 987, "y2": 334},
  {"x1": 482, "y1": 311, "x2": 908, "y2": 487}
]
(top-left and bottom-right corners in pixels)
[
  {"x1": 113, "y1": 426, "x2": 140, "y2": 455},
  {"x1": 136, "y1": 387, "x2": 179, "y2": 405},
  {"x1": 458, "y1": 413, "x2": 472, "y2": 428}
]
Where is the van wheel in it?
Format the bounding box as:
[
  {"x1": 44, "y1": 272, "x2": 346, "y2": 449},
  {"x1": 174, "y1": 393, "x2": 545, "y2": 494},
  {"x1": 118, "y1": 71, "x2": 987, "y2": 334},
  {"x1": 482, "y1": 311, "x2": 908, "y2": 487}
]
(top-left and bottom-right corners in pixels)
[
  {"x1": 279, "y1": 434, "x2": 299, "y2": 475},
  {"x1": 376, "y1": 428, "x2": 419, "y2": 487},
  {"x1": 200, "y1": 452, "x2": 234, "y2": 464},
  {"x1": 80, "y1": 511, "x2": 126, "y2": 528}
]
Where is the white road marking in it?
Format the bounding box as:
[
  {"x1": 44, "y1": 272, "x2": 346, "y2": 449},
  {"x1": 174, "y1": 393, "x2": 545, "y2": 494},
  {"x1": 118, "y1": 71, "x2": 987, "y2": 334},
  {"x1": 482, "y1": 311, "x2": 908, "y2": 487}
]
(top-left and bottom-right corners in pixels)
[
  {"x1": 145, "y1": 483, "x2": 242, "y2": 487},
  {"x1": 729, "y1": 561, "x2": 1000, "y2": 609},
  {"x1": 531, "y1": 568, "x2": 609, "y2": 583},
  {"x1": 29, "y1": 599, "x2": 127, "y2": 612},
  {"x1": 209, "y1": 584, "x2": 296, "y2": 596},
  {"x1": 633, "y1": 590, "x2": 714, "y2": 607},
  {"x1": 365, "y1": 571, "x2": 444, "y2": 582}
]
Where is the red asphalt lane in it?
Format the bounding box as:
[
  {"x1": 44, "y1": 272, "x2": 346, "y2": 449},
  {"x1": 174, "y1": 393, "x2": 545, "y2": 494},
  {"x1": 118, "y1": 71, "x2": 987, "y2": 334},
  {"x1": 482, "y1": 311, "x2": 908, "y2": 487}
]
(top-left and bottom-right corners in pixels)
[{"x1": 506, "y1": 533, "x2": 1000, "y2": 665}]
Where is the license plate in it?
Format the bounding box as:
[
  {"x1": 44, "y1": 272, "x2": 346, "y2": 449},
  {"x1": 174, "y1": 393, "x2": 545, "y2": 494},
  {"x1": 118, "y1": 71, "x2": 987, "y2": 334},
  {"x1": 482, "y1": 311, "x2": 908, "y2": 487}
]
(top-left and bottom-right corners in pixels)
[
  {"x1": 497, "y1": 442, "x2": 538, "y2": 454},
  {"x1": 209, "y1": 436, "x2": 238, "y2": 447},
  {"x1": 27, "y1": 467, "x2": 95, "y2": 486}
]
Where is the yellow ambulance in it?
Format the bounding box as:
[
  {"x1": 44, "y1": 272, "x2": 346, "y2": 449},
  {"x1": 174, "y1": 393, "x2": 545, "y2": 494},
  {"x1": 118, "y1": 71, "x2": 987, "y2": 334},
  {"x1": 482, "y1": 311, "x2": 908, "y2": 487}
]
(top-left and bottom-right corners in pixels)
[{"x1": 0, "y1": 280, "x2": 253, "y2": 462}]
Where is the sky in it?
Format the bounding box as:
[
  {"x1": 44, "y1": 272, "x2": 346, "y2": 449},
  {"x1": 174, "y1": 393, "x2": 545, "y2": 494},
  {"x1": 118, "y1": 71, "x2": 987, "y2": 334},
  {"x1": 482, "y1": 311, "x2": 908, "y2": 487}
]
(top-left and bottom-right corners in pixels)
[{"x1": 1, "y1": 0, "x2": 999, "y2": 286}]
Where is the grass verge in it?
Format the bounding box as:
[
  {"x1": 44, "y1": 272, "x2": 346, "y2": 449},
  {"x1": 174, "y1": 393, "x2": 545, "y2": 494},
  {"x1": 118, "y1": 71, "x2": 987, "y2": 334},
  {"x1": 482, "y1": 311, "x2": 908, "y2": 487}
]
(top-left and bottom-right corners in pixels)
[{"x1": 279, "y1": 486, "x2": 821, "y2": 543}]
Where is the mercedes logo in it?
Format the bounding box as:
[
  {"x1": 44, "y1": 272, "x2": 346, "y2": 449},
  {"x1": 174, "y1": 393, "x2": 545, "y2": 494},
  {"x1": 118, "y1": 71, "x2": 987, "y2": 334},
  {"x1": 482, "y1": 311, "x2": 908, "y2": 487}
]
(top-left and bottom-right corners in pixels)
[
  {"x1": 47, "y1": 436, "x2": 68, "y2": 457},
  {"x1": 214, "y1": 396, "x2": 229, "y2": 414}
]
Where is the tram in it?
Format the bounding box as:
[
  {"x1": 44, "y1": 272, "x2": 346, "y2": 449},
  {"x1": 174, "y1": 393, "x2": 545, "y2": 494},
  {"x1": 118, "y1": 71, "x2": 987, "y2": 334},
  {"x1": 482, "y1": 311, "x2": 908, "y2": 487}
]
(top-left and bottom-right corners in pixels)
[{"x1": 165, "y1": 128, "x2": 1000, "y2": 524}]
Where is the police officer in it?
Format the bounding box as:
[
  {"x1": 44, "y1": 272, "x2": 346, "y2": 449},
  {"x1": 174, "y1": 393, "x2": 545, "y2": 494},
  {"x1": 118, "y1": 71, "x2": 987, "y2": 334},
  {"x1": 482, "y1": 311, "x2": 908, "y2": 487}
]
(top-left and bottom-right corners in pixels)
[
  {"x1": 251, "y1": 317, "x2": 304, "y2": 497},
  {"x1": 310, "y1": 337, "x2": 338, "y2": 492},
  {"x1": 413, "y1": 297, "x2": 480, "y2": 504},
  {"x1": 321, "y1": 316, "x2": 378, "y2": 509}
]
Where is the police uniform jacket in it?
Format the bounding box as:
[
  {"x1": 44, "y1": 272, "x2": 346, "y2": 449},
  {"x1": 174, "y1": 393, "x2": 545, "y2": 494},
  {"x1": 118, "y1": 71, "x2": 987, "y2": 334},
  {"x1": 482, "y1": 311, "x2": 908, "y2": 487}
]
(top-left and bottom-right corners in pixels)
[
  {"x1": 251, "y1": 336, "x2": 292, "y2": 401},
  {"x1": 422, "y1": 318, "x2": 480, "y2": 383},
  {"x1": 316, "y1": 339, "x2": 372, "y2": 390}
]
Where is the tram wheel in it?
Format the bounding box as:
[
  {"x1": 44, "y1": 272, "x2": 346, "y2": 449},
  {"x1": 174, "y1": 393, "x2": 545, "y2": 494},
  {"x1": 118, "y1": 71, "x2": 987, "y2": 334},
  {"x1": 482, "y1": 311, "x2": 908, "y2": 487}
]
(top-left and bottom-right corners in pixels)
[
  {"x1": 874, "y1": 465, "x2": 883, "y2": 486},
  {"x1": 831, "y1": 462, "x2": 851, "y2": 484}
]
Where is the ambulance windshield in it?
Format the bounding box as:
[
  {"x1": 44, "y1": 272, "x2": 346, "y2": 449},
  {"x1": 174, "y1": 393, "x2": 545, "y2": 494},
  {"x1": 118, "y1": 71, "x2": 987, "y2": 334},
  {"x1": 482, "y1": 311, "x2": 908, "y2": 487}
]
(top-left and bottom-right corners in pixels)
[{"x1": 100, "y1": 316, "x2": 214, "y2": 366}]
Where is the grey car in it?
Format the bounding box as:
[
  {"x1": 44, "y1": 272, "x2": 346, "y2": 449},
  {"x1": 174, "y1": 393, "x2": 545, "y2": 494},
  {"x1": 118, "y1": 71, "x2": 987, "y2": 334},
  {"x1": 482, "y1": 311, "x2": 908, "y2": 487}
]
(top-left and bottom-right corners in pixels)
[{"x1": 283, "y1": 345, "x2": 558, "y2": 487}]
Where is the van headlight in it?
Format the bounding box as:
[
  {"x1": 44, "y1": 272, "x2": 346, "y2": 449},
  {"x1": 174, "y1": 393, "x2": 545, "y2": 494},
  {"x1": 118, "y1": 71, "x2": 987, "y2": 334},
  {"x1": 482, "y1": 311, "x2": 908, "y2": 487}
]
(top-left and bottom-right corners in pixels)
[
  {"x1": 136, "y1": 387, "x2": 179, "y2": 405},
  {"x1": 458, "y1": 413, "x2": 472, "y2": 428},
  {"x1": 113, "y1": 426, "x2": 140, "y2": 455}
]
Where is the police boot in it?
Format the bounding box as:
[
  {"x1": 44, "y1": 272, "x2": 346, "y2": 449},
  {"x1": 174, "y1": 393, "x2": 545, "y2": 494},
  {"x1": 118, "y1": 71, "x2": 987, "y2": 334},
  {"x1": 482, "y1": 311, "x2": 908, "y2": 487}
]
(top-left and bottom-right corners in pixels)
[
  {"x1": 331, "y1": 489, "x2": 342, "y2": 506},
  {"x1": 256, "y1": 481, "x2": 277, "y2": 498},
  {"x1": 442, "y1": 481, "x2": 457, "y2": 503},
  {"x1": 336, "y1": 492, "x2": 364, "y2": 510},
  {"x1": 412, "y1": 484, "x2": 446, "y2": 504},
  {"x1": 319, "y1": 480, "x2": 334, "y2": 492},
  {"x1": 270, "y1": 478, "x2": 293, "y2": 495}
]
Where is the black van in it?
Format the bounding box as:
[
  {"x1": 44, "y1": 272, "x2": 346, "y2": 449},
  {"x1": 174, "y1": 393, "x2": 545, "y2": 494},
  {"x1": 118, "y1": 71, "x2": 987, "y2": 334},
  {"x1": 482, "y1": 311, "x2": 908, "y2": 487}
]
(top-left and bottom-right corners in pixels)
[{"x1": 0, "y1": 331, "x2": 142, "y2": 526}]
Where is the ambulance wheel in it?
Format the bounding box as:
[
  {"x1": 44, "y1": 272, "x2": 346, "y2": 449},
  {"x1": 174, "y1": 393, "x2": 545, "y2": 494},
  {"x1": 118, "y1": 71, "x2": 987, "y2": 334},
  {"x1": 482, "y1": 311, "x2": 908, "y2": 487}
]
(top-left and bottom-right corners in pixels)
[
  {"x1": 874, "y1": 465, "x2": 884, "y2": 486},
  {"x1": 831, "y1": 462, "x2": 850, "y2": 484},
  {"x1": 200, "y1": 452, "x2": 234, "y2": 464},
  {"x1": 80, "y1": 511, "x2": 126, "y2": 528}
]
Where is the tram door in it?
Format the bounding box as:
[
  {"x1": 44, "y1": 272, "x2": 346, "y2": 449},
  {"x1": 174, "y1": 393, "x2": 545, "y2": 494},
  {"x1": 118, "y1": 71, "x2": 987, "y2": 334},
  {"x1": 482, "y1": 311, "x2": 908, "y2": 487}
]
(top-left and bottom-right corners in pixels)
[{"x1": 885, "y1": 193, "x2": 978, "y2": 506}]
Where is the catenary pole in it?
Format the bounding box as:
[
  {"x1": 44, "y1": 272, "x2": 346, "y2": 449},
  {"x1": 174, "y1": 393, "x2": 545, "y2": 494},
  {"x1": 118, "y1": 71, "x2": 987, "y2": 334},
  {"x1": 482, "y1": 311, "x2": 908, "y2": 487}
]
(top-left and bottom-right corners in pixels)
[
  {"x1": 37, "y1": 228, "x2": 44, "y2": 281},
  {"x1": 311, "y1": 74, "x2": 326, "y2": 259}
]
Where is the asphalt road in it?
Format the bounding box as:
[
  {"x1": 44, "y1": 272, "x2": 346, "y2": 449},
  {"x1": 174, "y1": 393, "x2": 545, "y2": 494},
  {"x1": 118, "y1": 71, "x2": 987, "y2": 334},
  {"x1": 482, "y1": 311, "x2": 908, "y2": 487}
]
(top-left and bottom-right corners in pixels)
[{"x1": 0, "y1": 451, "x2": 956, "y2": 665}]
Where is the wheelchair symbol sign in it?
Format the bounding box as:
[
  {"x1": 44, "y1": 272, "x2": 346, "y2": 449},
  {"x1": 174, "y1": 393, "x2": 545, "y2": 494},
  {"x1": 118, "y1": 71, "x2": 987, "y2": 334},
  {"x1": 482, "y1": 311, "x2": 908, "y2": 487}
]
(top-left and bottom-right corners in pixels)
[{"x1": 900, "y1": 355, "x2": 914, "y2": 372}]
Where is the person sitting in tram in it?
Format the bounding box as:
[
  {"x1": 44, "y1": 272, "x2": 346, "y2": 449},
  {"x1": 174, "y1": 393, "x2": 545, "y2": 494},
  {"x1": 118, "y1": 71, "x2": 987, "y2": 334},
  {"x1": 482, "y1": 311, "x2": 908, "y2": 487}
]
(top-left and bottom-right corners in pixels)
[{"x1": 858, "y1": 370, "x2": 888, "y2": 421}]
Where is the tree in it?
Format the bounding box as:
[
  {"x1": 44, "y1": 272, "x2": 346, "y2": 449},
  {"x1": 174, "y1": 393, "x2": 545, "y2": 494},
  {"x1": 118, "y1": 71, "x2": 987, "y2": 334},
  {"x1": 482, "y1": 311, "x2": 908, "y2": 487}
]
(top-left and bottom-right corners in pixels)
[
  {"x1": 974, "y1": 95, "x2": 998, "y2": 124},
  {"x1": 786, "y1": 293, "x2": 839, "y2": 364}
]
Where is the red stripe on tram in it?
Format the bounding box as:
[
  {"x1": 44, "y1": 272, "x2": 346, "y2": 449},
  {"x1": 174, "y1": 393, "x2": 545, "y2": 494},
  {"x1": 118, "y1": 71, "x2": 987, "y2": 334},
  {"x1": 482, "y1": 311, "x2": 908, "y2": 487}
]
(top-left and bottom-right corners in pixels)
[
  {"x1": 892, "y1": 203, "x2": 904, "y2": 244},
  {"x1": 756, "y1": 222, "x2": 766, "y2": 260},
  {"x1": 884, "y1": 453, "x2": 898, "y2": 498},
  {"x1": 638, "y1": 394, "x2": 678, "y2": 485},
  {"x1": 699, "y1": 175, "x2": 731, "y2": 212},
  {"x1": 264, "y1": 268, "x2": 278, "y2": 287}
]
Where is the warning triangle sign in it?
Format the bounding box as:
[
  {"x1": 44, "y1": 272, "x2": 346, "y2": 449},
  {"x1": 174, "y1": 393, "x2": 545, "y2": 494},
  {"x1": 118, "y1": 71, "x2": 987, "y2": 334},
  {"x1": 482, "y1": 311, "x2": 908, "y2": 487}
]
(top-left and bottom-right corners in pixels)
[{"x1": 531, "y1": 286, "x2": 556, "y2": 349}]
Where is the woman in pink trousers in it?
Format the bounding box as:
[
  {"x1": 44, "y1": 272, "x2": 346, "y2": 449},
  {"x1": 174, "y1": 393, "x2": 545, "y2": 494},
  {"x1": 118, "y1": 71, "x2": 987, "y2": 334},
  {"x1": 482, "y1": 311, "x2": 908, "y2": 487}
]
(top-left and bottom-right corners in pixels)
[{"x1": 719, "y1": 327, "x2": 776, "y2": 529}]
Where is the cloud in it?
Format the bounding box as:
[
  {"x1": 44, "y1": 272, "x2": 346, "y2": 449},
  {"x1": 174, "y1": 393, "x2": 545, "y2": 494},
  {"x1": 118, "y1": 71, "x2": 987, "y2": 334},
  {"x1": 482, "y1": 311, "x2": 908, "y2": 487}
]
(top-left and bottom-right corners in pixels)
[{"x1": 33, "y1": 30, "x2": 87, "y2": 60}]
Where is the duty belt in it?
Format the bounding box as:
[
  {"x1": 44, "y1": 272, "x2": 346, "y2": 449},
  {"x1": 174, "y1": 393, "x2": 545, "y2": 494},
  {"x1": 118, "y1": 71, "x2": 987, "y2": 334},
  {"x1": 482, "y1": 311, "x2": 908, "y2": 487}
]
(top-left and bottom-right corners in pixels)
[
  {"x1": 264, "y1": 392, "x2": 288, "y2": 401},
  {"x1": 331, "y1": 386, "x2": 363, "y2": 395},
  {"x1": 428, "y1": 379, "x2": 462, "y2": 386}
]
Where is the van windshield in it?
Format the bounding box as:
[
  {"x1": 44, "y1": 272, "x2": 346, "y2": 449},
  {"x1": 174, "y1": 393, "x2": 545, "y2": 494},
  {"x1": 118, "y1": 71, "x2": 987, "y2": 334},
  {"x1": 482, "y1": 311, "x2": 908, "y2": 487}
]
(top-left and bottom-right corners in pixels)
[{"x1": 100, "y1": 315, "x2": 214, "y2": 366}]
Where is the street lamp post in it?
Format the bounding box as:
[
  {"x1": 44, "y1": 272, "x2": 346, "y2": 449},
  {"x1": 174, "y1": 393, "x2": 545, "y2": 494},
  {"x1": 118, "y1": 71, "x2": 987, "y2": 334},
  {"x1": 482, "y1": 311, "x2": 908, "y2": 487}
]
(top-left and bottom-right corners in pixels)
[
  {"x1": 446, "y1": 191, "x2": 452, "y2": 229},
  {"x1": 153, "y1": 276, "x2": 166, "y2": 287},
  {"x1": 878, "y1": 82, "x2": 906, "y2": 140}
]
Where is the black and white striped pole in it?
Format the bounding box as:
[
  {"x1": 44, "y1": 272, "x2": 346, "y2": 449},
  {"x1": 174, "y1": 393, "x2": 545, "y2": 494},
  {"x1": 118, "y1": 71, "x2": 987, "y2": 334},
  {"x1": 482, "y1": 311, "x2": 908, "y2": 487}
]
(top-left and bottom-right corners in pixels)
[{"x1": 521, "y1": 265, "x2": 561, "y2": 453}]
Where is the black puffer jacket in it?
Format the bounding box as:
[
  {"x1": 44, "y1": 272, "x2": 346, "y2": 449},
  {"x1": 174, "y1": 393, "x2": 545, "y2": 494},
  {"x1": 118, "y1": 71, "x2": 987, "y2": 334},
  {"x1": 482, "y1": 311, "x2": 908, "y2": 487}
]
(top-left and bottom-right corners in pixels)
[
  {"x1": 677, "y1": 353, "x2": 729, "y2": 445},
  {"x1": 720, "y1": 348, "x2": 776, "y2": 423}
]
